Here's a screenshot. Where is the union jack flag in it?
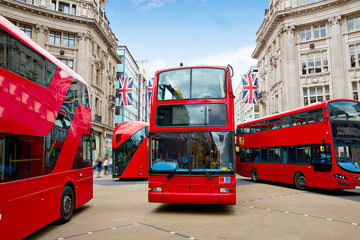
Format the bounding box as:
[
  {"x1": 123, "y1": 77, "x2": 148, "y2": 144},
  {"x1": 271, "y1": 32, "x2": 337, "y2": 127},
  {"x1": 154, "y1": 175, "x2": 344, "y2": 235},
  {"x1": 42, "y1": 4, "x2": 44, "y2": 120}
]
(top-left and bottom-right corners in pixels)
[
  {"x1": 203, "y1": 132, "x2": 212, "y2": 145},
  {"x1": 241, "y1": 74, "x2": 258, "y2": 104},
  {"x1": 177, "y1": 133, "x2": 185, "y2": 143},
  {"x1": 119, "y1": 77, "x2": 134, "y2": 106},
  {"x1": 148, "y1": 78, "x2": 154, "y2": 104}
]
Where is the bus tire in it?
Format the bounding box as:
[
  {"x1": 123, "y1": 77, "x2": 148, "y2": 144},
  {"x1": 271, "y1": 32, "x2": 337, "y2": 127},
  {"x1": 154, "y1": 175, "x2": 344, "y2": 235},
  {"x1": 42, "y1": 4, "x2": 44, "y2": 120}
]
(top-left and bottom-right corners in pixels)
[
  {"x1": 59, "y1": 186, "x2": 75, "y2": 224},
  {"x1": 251, "y1": 169, "x2": 258, "y2": 182},
  {"x1": 294, "y1": 172, "x2": 307, "y2": 190}
]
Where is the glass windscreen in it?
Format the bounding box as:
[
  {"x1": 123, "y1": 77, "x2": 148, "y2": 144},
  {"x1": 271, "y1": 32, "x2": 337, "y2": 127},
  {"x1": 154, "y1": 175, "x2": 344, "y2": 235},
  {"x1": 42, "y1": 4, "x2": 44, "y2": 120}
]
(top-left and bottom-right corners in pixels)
[
  {"x1": 150, "y1": 131, "x2": 235, "y2": 175},
  {"x1": 157, "y1": 68, "x2": 226, "y2": 100},
  {"x1": 329, "y1": 101, "x2": 360, "y2": 172},
  {"x1": 113, "y1": 127, "x2": 146, "y2": 176},
  {"x1": 156, "y1": 103, "x2": 227, "y2": 127}
]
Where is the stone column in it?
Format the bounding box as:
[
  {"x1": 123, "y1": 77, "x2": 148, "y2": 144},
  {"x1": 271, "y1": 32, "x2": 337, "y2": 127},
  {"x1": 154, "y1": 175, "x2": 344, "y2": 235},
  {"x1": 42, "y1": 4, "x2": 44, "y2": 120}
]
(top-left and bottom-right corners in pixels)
[
  {"x1": 328, "y1": 15, "x2": 346, "y2": 98},
  {"x1": 35, "y1": 24, "x2": 48, "y2": 49},
  {"x1": 280, "y1": 24, "x2": 298, "y2": 111}
]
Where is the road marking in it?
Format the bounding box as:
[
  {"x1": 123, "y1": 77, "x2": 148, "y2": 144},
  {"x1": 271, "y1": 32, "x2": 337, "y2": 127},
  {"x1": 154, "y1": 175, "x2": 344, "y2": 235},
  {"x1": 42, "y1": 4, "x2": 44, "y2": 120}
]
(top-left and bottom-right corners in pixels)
[
  {"x1": 55, "y1": 222, "x2": 198, "y2": 240},
  {"x1": 237, "y1": 204, "x2": 359, "y2": 227}
]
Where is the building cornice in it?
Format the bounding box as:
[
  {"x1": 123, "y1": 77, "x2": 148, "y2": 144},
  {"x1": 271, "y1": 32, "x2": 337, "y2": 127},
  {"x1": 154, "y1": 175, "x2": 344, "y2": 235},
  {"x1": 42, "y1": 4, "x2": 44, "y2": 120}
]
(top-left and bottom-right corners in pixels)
[
  {"x1": 252, "y1": 0, "x2": 351, "y2": 59},
  {"x1": 0, "y1": 0, "x2": 121, "y2": 63}
]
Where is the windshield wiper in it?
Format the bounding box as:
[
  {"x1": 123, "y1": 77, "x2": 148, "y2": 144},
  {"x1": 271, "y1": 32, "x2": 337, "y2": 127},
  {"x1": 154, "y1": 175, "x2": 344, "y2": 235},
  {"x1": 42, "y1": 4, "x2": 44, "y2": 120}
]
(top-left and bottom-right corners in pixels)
[
  {"x1": 199, "y1": 164, "x2": 213, "y2": 180},
  {"x1": 167, "y1": 164, "x2": 180, "y2": 179}
]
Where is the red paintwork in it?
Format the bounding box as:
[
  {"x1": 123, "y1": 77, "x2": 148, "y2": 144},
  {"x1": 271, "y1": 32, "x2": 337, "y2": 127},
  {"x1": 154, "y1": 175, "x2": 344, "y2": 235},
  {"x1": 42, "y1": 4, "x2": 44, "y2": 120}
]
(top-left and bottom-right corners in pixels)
[
  {"x1": 236, "y1": 99, "x2": 360, "y2": 190},
  {"x1": 112, "y1": 121, "x2": 149, "y2": 179},
  {"x1": 0, "y1": 16, "x2": 92, "y2": 239},
  {"x1": 148, "y1": 65, "x2": 236, "y2": 204}
]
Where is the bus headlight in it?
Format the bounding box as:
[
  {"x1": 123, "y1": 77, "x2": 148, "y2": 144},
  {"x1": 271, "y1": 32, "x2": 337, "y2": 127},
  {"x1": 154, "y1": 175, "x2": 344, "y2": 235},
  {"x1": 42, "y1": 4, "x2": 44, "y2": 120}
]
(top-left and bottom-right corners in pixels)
[
  {"x1": 151, "y1": 187, "x2": 162, "y2": 192},
  {"x1": 220, "y1": 188, "x2": 229, "y2": 193},
  {"x1": 333, "y1": 173, "x2": 347, "y2": 180}
]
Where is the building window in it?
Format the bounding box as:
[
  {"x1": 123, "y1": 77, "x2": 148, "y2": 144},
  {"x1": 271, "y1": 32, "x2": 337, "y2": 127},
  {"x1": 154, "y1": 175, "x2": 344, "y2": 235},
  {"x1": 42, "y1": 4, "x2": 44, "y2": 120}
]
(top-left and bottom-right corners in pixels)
[
  {"x1": 63, "y1": 33, "x2": 75, "y2": 48},
  {"x1": 348, "y1": 15, "x2": 360, "y2": 32},
  {"x1": 49, "y1": 31, "x2": 75, "y2": 48},
  {"x1": 299, "y1": 24, "x2": 326, "y2": 41},
  {"x1": 72, "y1": 5, "x2": 76, "y2": 15},
  {"x1": 301, "y1": 51, "x2": 328, "y2": 75},
  {"x1": 353, "y1": 82, "x2": 359, "y2": 100},
  {"x1": 299, "y1": 27, "x2": 311, "y2": 41},
  {"x1": 49, "y1": 31, "x2": 61, "y2": 45},
  {"x1": 19, "y1": 23, "x2": 32, "y2": 38},
  {"x1": 297, "y1": 0, "x2": 324, "y2": 6},
  {"x1": 59, "y1": 58, "x2": 74, "y2": 69},
  {"x1": 303, "y1": 85, "x2": 330, "y2": 105},
  {"x1": 51, "y1": 0, "x2": 56, "y2": 10},
  {"x1": 313, "y1": 24, "x2": 326, "y2": 39},
  {"x1": 349, "y1": 44, "x2": 360, "y2": 68},
  {"x1": 58, "y1": 2, "x2": 70, "y2": 13},
  {"x1": 17, "y1": 0, "x2": 34, "y2": 4}
]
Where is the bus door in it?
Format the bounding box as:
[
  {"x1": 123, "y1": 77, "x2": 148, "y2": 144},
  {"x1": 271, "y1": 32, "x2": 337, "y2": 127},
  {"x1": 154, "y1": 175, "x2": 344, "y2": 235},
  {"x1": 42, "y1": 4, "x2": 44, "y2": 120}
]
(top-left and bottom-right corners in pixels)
[{"x1": 307, "y1": 144, "x2": 332, "y2": 188}]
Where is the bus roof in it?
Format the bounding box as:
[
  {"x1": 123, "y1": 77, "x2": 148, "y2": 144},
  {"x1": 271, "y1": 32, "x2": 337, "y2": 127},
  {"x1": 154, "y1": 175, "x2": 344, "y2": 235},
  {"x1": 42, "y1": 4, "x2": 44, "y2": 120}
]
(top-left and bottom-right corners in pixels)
[
  {"x1": 237, "y1": 99, "x2": 357, "y2": 127},
  {"x1": 0, "y1": 15, "x2": 88, "y2": 86},
  {"x1": 154, "y1": 65, "x2": 228, "y2": 75},
  {"x1": 112, "y1": 121, "x2": 149, "y2": 148}
]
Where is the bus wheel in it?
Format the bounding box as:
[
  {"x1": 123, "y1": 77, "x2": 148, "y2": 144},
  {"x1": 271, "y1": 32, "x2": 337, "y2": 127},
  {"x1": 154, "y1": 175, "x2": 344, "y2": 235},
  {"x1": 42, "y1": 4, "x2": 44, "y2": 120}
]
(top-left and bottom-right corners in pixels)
[
  {"x1": 294, "y1": 172, "x2": 307, "y2": 190},
  {"x1": 251, "y1": 169, "x2": 258, "y2": 182},
  {"x1": 59, "y1": 186, "x2": 75, "y2": 224}
]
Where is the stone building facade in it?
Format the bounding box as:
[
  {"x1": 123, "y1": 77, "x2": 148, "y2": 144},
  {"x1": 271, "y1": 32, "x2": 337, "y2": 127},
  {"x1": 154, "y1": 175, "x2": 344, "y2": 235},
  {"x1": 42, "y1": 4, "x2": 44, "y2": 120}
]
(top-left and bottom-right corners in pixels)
[
  {"x1": 253, "y1": 0, "x2": 360, "y2": 117},
  {"x1": 0, "y1": 0, "x2": 121, "y2": 159}
]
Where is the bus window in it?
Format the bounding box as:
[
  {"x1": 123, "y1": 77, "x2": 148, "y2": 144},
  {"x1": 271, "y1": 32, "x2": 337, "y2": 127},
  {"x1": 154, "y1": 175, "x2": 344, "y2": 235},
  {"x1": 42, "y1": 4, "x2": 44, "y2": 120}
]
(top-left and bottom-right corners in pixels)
[
  {"x1": 158, "y1": 68, "x2": 191, "y2": 100},
  {"x1": 292, "y1": 112, "x2": 307, "y2": 126},
  {"x1": 269, "y1": 147, "x2": 280, "y2": 163},
  {"x1": 245, "y1": 149, "x2": 250, "y2": 162},
  {"x1": 191, "y1": 68, "x2": 226, "y2": 99},
  {"x1": 269, "y1": 118, "x2": 281, "y2": 129},
  {"x1": 297, "y1": 145, "x2": 311, "y2": 164},
  {"x1": 281, "y1": 146, "x2": 288, "y2": 163},
  {"x1": 308, "y1": 108, "x2": 324, "y2": 123},
  {"x1": 260, "y1": 121, "x2": 268, "y2": 131},
  {"x1": 288, "y1": 146, "x2": 296, "y2": 164},
  {"x1": 243, "y1": 125, "x2": 251, "y2": 134},
  {"x1": 260, "y1": 147, "x2": 268, "y2": 162},
  {"x1": 311, "y1": 144, "x2": 331, "y2": 172},
  {"x1": 240, "y1": 149, "x2": 246, "y2": 162},
  {"x1": 281, "y1": 116, "x2": 291, "y2": 128},
  {"x1": 250, "y1": 124, "x2": 261, "y2": 133},
  {"x1": 250, "y1": 148, "x2": 260, "y2": 162}
]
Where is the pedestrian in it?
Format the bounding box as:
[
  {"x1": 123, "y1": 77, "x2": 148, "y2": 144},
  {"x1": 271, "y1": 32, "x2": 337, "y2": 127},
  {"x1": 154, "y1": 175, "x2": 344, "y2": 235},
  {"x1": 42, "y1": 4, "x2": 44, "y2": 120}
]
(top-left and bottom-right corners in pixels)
[
  {"x1": 104, "y1": 157, "x2": 109, "y2": 175},
  {"x1": 96, "y1": 158, "x2": 103, "y2": 178},
  {"x1": 108, "y1": 155, "x2": 113, "y2": 175}
]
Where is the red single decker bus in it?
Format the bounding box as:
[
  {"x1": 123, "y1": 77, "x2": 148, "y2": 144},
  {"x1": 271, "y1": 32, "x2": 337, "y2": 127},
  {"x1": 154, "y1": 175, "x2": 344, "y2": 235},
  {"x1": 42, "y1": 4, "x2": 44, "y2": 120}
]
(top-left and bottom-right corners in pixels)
[
  {"x1": 148, "y1": 65, "x2": 236, "y2": 204},
  {"x1": 112, "y1": 121, "x2": 149, "y2": 179},
  {"x1": 236, "y1": 99, "x2": 360, "y2": 190},
  {"x1": 0, "y1": 16, "x2": 94, "y2": 239}
]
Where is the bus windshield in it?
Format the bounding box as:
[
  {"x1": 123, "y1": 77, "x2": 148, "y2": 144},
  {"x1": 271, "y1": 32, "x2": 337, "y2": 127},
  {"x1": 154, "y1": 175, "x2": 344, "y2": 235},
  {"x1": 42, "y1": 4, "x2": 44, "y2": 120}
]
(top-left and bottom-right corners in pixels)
[
  {"x1": 329, "y1": 101, "x2": 360, "y2": 173},
  {"x1": 157, "y1": 68, "x2": 226, "y2": 100},
  {"x1": 150, "y1": 131, "x2": 234, "y2": 174}
]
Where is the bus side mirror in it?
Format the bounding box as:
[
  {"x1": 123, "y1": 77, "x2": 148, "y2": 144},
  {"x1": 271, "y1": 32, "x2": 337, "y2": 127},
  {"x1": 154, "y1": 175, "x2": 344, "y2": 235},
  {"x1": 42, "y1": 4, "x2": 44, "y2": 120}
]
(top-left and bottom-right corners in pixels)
[
  {"x1": 91, "y1": 138, "x2": 97, "y2": 150},
  {"x1": 323, "y1": 117, "x2": 329, "y2": 123}
]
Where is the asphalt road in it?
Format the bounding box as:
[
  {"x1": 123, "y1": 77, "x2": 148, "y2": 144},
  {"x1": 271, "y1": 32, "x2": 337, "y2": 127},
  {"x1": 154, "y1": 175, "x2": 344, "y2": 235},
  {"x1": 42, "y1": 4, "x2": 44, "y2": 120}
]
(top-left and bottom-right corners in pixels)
[{"x1": 25, "y1": 174, "x2": 360, "y2": 240}]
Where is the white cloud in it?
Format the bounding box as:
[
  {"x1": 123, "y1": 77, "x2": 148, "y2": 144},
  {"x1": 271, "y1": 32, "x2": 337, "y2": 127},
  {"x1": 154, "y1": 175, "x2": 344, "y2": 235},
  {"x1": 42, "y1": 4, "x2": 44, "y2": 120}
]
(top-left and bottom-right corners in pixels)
[
  {"x1": 144, "y1": 57, "x2": 167, "y2": 78},
  {"x1": 132, "y1": 0, "x2": 176, "y2": 9},
  {"x1": 191, "y1": 46, "x2": 257, "y2": 89},
  {"x1": 142, "y1": 46, "x2": 257, "y2": 89}
]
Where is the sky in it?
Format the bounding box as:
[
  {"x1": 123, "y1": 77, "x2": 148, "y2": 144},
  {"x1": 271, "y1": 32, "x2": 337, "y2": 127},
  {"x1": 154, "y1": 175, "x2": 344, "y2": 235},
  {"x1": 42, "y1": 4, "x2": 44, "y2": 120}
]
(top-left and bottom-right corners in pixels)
[{"x1": 105, "y1": 0, "x2": 269, "y2": 89}]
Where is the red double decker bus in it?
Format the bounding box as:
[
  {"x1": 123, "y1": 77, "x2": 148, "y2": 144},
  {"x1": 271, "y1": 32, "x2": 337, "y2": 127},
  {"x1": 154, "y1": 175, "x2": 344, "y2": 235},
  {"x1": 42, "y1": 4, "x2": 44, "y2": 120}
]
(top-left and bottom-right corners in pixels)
[
  {"x1": 112, "y1": 121, "x2": 149, "y2": 179},
  {"x1": 0, "y1": 16, "x2": 94, "y2": 239},
  {"x1": 236, "y1": 99, "x2": 360, "y2": 190},
  {"x1": 148, "y1": 65, "x2": 236, "y2": 204}
]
